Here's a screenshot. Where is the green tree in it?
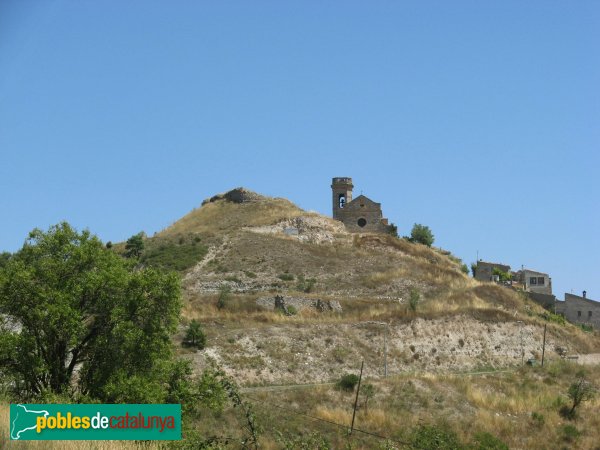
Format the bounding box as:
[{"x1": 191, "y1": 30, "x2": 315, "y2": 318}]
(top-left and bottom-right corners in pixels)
[
  {"x1": 125, "y1": 231, "x2": 145, "y2": 258},
  {"x1": 387, "y1": 223, "x2": 399, "y2": 238},
  {"x1": 183, "y1": 319, "x2": 206, "y2": 349},
  {"x1": 0, "y1": 252, "x2": 11, "y2": 269},
  {"x1": 471, "y1": 262, "x2": 477, "y2": 277},
  {"x1": 460, "y1": 263, "x2": 469, "y2": 275},
  {"x1": 0, "y1": 223, "x2": 181, "y2": 401},
  {"x1": 410, "y1": 224, "x2": 434, "y2": 247},
  {"x1": 561, "y1": 372, "x2": 595, "y2": 419}
]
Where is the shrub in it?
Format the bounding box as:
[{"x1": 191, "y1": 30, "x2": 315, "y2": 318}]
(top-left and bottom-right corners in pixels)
[
  {"x1": 540, "y1": 311, "x2": 566, "y2": 326},
  {"x1": 492, "y1": 267, "x2": 511, "y2": 282},
  {"x1": 560, "y1": 373, "x2": 595, "y2": 419},
  {"x1": 561, "y1": 424, "x2": 580, "y2": 443},
  {"x1": 531, "y1": 411, "x2": 545, "y2": 428},
  {"x1": 286, "y1": 305, "x2": 298, "y2": 316},
  {"x1": 409, "y1": 224, "x2": 434, "y2": 247},
  {"x1": 183, "y1": 319, "x2": 206, "y2": 350},
  {"x1": 296, "y1": 274, "x2": 316, "y2": 293},
  {"x1": 337, "y1": 373, "x2": 360, "y2": 392},
  {"x1": 387, "y1": 223, "x2": 399, "y2": 238},
  {"x1": 409, "y1": 288, "x2": 420, "y2": 312},
  {"x1": 469, "y1": 432, "x2": 508, "y2": 450},
  {"x1": 411, "y1": 424, "x2": 462, "y2": 450},
  {"x1": 216, "y1": 286, "x2": 230, "y2": 309},
  {"x1": 461, "y1": 263, "x2": 469, "y2": 275},
  {"x1": 278, "y1": 273, "x2": 294, "y2": 281},
  {"x1": 471, "y1": 262, "x2": 477, "y2": 277}
]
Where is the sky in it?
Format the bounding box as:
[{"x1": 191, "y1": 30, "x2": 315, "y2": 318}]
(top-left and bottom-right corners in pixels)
[{"x1": 1, "y1": 1, "x2": 598, "y2": 301}]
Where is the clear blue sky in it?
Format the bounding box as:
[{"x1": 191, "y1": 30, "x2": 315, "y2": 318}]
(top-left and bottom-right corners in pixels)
[{"x1": 1, "y1": 1, "x2": 598, "y2": 300}]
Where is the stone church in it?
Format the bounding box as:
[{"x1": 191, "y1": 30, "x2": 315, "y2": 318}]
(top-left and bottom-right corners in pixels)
[{"x1": 331, "y1": 177, "x2": 389, "y2": 233}]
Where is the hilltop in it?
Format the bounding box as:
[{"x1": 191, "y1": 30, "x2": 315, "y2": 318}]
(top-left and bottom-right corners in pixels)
[{"x1": 121, "y1": 188, "x2": 599, "y2": 386}]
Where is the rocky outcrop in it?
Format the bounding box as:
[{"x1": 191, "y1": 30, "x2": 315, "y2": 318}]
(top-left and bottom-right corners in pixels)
[
  {"x1": 202, "y1": 188, "x2": 265, "y2": 205},
  {"x1": 256, "y1": 295, "x2": 342, "y2": 314}
]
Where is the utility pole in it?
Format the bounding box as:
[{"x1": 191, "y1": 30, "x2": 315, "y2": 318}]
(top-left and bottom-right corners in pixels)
[
  {"x1": 384, "y1": 324, "x2": 388, "y2": 378},
  {"x1": 517, "y1": 321, "x2": 524, "y2": 365},
  {"x1": 350, "y1": 361, "x2": 364, "y2": 435},
  {"x1": 541, "y1": 324, "x2": 547, "y2": 367}
]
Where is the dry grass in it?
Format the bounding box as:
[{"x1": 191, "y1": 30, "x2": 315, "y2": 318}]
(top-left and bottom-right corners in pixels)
[
  {"x1": 159, "y1": 197, "x2": 304, "y2": 236},
  {"x1": 245, "y1": 361, "x2": 600, "y2": 449}
]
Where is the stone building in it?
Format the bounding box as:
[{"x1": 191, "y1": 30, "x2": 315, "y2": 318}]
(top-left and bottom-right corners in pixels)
[
  {"x1": 555, "y1": 292, "x2": 600, "y2": 329},
  {"x1": 474, "y1": 261, "x2": 511, "y2": 282},
  {"x1": 516, "y1": 269, "x2": 552, "y2": 295},
  {"x1": 331, "y1": 177, "x2": 389, "y2": 233}
]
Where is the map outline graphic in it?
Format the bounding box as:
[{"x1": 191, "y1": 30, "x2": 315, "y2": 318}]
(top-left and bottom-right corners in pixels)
[{"x1": 10, "y1": 404, "x2": 49, "y2": 440}]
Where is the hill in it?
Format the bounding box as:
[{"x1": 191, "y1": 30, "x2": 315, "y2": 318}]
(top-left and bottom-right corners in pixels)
[{"x1": 120, "y1": 188, "x2": 598, "y2": 387}]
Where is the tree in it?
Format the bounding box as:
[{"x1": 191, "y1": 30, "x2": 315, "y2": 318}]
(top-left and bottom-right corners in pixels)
[
  {"x1": 387, "y1": 223, "x2": 399, "y2": 238},
  {"x1": 561, "y1": 372, "x2": 595, "y2": 419},
  {"x1": 124, "y1": 231, "x2": 145, "y2": 258},
  {"x1": 471, "y1": 262, "x2": 477, "y2": 277},
  {"x1": 0, "y1": 223, "x2": 181, "y2": 401},
  {"x1": 183, "y1": 319, "x2": 206, "y2": 349},
  {"x1": 409, "y1": 224, "x2": 434, "y2": 247}
]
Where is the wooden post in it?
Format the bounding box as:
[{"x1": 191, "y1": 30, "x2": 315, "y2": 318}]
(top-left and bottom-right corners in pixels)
[
  {"x1": 350, "y1": 360, "x2": 364, "y2": 435},
  {"x1": 541, "y1": 324, "x2": 547, "y2": 367},
  {"x1": 384, "y1": 325, "x2": 388, "y2": 378}
]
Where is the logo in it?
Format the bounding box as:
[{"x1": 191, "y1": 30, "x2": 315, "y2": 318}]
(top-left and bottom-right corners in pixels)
[{"x1": 10, "y1": 404, "x2": 181, "y2": 440}]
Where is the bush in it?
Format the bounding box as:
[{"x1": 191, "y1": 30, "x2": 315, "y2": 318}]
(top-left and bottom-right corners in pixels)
[
  {"x1": 561, "y1": 424, "x2": 580, "y2": 443},
  {"x1": 471, "y1": 262, "x2": 477, "y2": 277},
  {"x1": 278, "y1": 273, "x2": 295, "y2": 281},
  {"x1": 411, "y1": 424, "x2": 462, "y2": 450},
  {"x1": 461, "y1": 263, "x2": 469, "y2": 275},
  {"x1": 469, "y1": 432, "x2": 508, "y2": 450},
  {"x1": 409, "y1": 224, "x2": 434, "y2": 247},
  {"x1": 409, "y1": 288, "x2": 420, "y2": 312},
  {"x1": 387, "y1": 223, "x2": 399, "y2": 238},
  {"x1": 492, "y1": 267, "x2": 511, "y2": 282},
  {"x1": 337, "y1": 373, "x2": 360, "y2": 392},
  {"x1": 183, "y1": 320, "x2": 206, "y2": 350},
  {"x1": 296, "y1": 274, "x2": 316, "y2": 293},
  {"x1": 216, "y1": 286, "x2": 230, "y2": 309},
  {"x1": 540, "y1": 311, "x2": 566, "y2": 326},
  {"x1": 531, "y1": 411, "x2": 545, "y2": 428},
  {"x1": 560, "y1": 373, "x2": 595, "y2": 419}
]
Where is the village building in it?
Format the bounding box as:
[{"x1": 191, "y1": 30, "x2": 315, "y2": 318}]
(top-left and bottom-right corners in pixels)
[
  {"x1": 474, "y1": 261, "x2": 511, "y2": 282},
  {"x1": 555, "y1": 292, "x2": 600, "y2": 329},
  {"x1": 515, "y1": 269, "x2": 552, "y2": 295},
  {"x1": 331, "y1": 177, "x2": 390, "y2": 233}
]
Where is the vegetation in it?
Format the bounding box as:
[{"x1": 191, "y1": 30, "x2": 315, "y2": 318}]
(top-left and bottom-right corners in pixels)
[
  {"x1": 471, "y1": 262, "x2": 477, "y2": 277},
  {"x1": 124, "y1": 231, "x2": 145, "y2": 258},
  {"x1": 140, "y1": 234, "x2": 208, "y2": 272},
  {"x1": 216, "y1": 285, "x2": 231, "y2": 309},
  {"x1": 183, "y1": 319, "x2": 206, "y2": 349},
  {"x1": 387, "y1": 223, "x2": 399, "y2": 238},
  {"x1": 492, "y1": 267, "x2": 511, "y2": 282},
  {"x1": 0, "y1": 223, "x2": 180, "y2": 401},
  {"x1": 337, "y1": 373, "x2": 360, "y2": 392},
  {"x1": 408, "y1": 223, "x2": 435, "y2": 247},
  {"x1": 409, "y1": 287, "x2": 420, "y2": 312},
  {"x1": 560, "y1": 372, "x2": 595, "y2": 419}
]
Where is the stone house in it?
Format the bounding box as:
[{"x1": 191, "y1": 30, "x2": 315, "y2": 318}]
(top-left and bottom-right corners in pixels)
[
  {"x1": 516, "y1": 269, "x2": 552, "y2": 295},
  {"x1": 331, "y1": 177, "x2": 389, "y2": 233},
  {"x1": 475, "y1": 261, "x2": 511, "y2": 282},
  {"x1": 555, "y1": 292, "x2": 600, "y2": 329}
]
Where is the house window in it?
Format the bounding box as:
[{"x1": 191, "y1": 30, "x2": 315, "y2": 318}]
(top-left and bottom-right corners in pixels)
[
  {"x1": 578, "y1": 311, "x2": 582, "y2": 317},
  {"x1": 537, "y1": 277, "x2": 545, "y2": 285},
  {"x1": 357, "y1": 218, "x2": 367, "y2": 228},
  {"x1": 530, "y1": 277, "x2": 537, "y2": 285},
  {"x1": 589, "y1": 311, "x2": 593, "y2": 318}
]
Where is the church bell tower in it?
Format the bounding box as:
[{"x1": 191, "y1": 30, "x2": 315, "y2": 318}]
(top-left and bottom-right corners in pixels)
[{"x1": 331, "y1": 177, "x2": 353, "y2": 220}]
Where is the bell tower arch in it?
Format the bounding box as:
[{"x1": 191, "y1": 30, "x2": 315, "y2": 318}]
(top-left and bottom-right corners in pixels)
[{"x1": 331, "y1": 177, "x2": 353, "y2": 220}]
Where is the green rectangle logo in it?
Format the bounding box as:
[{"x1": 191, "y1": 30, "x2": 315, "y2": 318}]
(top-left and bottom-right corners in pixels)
[{"x1": 10, "y1": 404, "x2": 181, "y2": 440}]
